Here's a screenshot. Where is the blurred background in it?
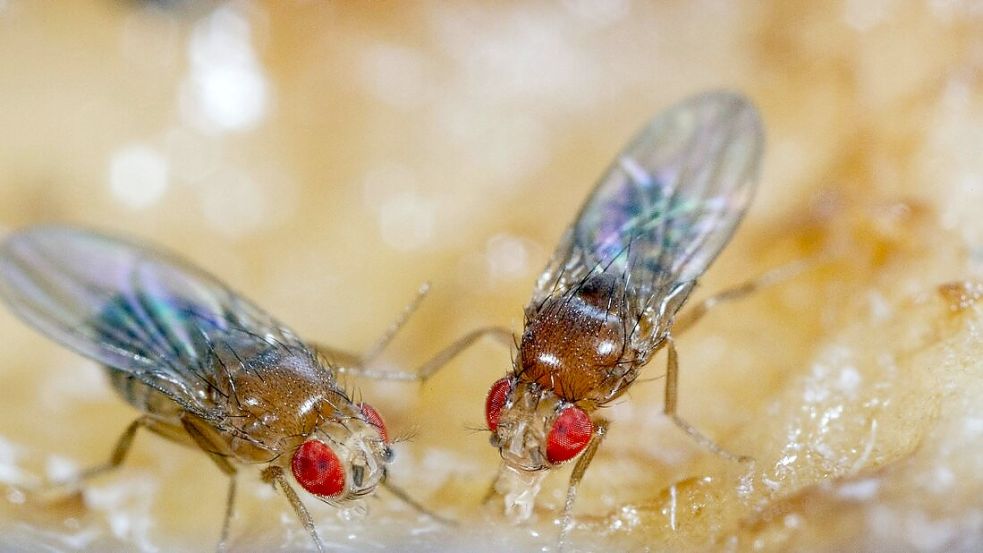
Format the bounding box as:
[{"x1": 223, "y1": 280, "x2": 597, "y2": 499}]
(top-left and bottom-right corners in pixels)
[{"x1": 0, "y1": 1, "x2": 981, "y2": 552}]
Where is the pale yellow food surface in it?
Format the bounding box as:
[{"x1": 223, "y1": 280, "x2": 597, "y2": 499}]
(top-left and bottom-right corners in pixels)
[{"x1": 0, "y1": 2, "x2": 980, "y2": 552}]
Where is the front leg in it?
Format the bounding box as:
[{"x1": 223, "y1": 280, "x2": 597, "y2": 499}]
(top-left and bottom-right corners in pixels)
[
  {"x1": 557, "y1": 418, "x2": 610, "y2": 553},
  {"x1": 382, "y1": 479, "x2": 455, "y2": 525},
  {"x1": 311, "y1": 282, "x2": 434, "y2": 377},
  {"x1": 262, "y1": 466, "x2": 327, "y2": 553},
  {"x1": 313, "y1": 326, "x2": 514, "y2": 382}
]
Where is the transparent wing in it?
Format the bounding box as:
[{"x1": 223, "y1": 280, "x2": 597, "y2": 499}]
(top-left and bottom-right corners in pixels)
[
  {"x1": 533, "y1": 91, "x2": 763, "y2": 321},
  {"x1": 0, "y1": 225, "x2": 309, "y2": 419}
]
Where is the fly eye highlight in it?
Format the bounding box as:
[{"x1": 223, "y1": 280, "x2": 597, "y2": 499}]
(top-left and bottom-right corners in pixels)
[
  {"x1": 546, "y1": 406, "x2": 593, "y2": 464},
  {"x1": 485, "y1": 377, "x2": 512, "y2": 431},
  {"x1": 359, "y1": 402, "x2": 389, "y2": 443},
  {"x1": 291, "y1": 440, "x2": 346, "y2": 498}
]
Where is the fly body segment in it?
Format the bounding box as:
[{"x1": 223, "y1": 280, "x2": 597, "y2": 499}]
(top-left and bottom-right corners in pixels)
[
  {"x1": 470, "y1": 91, "x2": 766, "y2": 549},
  {"x1": 0, "y1": 226, "x2": 434, "y2": 552}
]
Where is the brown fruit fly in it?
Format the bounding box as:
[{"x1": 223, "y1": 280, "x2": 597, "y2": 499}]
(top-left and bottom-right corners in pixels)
[
  {"x1": 0, "y1": 226, "x2": 444, "y2": 552},
  {"x1": 369, "y1": 91, "x2": 771, "y2": 550}
]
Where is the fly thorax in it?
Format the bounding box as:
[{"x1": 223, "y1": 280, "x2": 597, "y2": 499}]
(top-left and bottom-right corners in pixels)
[
  {"x1": 520, "y1": 275, "x2": 631, "y2": 402},
  {"x1": 225, "y1": 351, "x2": 353, "y2": 458}
]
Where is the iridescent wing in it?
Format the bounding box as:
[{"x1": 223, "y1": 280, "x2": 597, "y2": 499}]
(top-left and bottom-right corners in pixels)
[
  {"x1": 0, "y1": 225, "x2": 311, "y2": 420},
  {"x1": 532, "y1": 91, "x2": 763, "y2": 334}
]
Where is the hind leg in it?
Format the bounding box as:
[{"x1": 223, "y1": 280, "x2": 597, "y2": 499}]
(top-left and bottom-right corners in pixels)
[
  {"x1": 663, "y1": 336, "x2": 752, "y2": 463},
  {"x1": 39, "y1": 416, "x2": 152, "y2": 490},
  {"x1": 674, "y1": 259, "x2": 814, "y2": 335}
]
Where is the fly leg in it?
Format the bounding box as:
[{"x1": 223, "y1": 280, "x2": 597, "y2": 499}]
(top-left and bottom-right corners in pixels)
[
  {"x1": 262, "y1": 466, "x2": 327, "y2": 553},
  {"x1": 361, "y1": 282, "x2": 433, "y2": 363},
  {"x1": 220, "y1": 477, "x2": 237, "y2": 552},
  {"x1": 312, "y1": 282, "x2": 432, "y2": 372},
  {"x1": 397, "y1": 326, "x2": 514, "y2": 382},
  {"x1": 312, "y1": 278, "x2": 514, "y2": 381},
  {"x1": 557, "y1": 418, "x2": 610, "y2": 553},
  {"x1": 24, "y1": 417, "x2": 151, "y2": 508},
  {"x1": 37, "y1": 416, "x2": 151, "y2": 491},
  {"x1": 382, "y1": 479, "x2": 455, "y2": 525},
  {"x1": 315, "y1": 326, "x2": 513, "y2": 382},
  {"x1": 664, "y1": 336, "x2": 752, "y2": 463},
  {"x1": 180, "y1": 415, "x2": 239, "y2": 553},
  {"x1": 664, "y1": 261, "x2": 818, "y2": 458},
  {"x1": 673, "y1": 258, "x2": 815, "y2": 335}
]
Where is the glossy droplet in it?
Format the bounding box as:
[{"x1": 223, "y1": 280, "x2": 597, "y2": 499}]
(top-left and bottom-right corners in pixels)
[
  {"x1": 546, "y1": 406, "x2": 593, "y2": 464},
  {"x1": 291, "y1": 440, "x2": 345, "y2": 497}
]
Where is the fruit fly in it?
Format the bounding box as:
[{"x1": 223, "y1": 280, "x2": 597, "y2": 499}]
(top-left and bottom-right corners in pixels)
[
  {"x1": 370, "y1": 91, "x2": 769, "y2": 549},
  {"x1": 0, "y1": 226, "x2": 441, "y2": 552}
]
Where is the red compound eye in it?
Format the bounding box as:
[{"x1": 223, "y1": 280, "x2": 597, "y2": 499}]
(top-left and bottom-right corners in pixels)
[
  {"x1": 359, "y1": 402, "x2": 389, "y2": 443},
  {"x1": 546, "y1": 406, "x2": 593, "y2": 464},
  {"x1": 485, "y1": 377, "x2": 512, "y2": 431},
  {"x1": 291, "y1": 440, "x2": 345, "y2": 497}
]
